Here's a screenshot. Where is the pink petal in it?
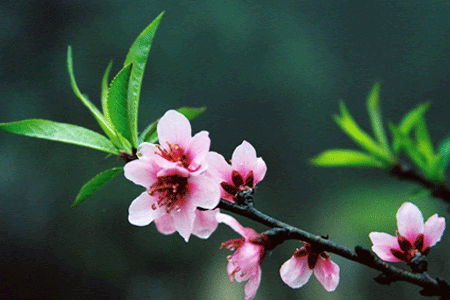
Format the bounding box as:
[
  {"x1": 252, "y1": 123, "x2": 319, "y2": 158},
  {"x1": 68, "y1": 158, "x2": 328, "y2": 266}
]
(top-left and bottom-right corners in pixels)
[
  {"x1": 136, "y1": 142, "x2": 158, "y2": 158},
  {"x1": 154, "y1": 213, "x2": 176, "y2": 235},
  {"x1": 227, "y1": 260, "x2": 239, "y2": 282},
  {"x1": 252, "y1": 157, "x2": 267, "y2": 185},
  {"x1": 369, "y1": 232, "x2": 401, "y2": 262},
  {"x1": 128, "y1": 192, "x2": 165, "y2": 226},
  {"x1": 206, "y1": 152, "x2": 233, "y2": 183},
  {"x1": 157, "y1": 110, "x2": 192, "y2": 149},
  {"x1": 186, "y1": 131, "x2": 210, "y2": 173},
  {"x1": 231, "y1": 141, "x2": 259, "y2": 179},
  {"x1": 188, "y1": 174, "x2": 220, "y2": 210},
  {"x1": 216, "y1": 213, "x2": 247, "y2": 238},
  {"x1": 244, "y1": 267, "x2": 262, "y2": 300},
  {"x1": 234, "y1": 242, "x2": 261, "y2": 274},
  {"x1": 124, "y1": 159, "x2": 157, "y2": 188},
  {"x1": 192, "y1": 209, "x2": 220, "y2": 239},
  {"x1": 314, "y1": 257, "x2": 340, "y2": 292},
  {"x1": 397, "y1": 202, "x2": 425, "y2": 242},
  {"x1": 171, "y1": 201, "x2": 196, "y2": 242},
  {"x1": 280, "y1": 254, "x2": 313, "y2": 289},
  {"x1": 424, "y1": 213, "x2": 446, "y2": 248}
]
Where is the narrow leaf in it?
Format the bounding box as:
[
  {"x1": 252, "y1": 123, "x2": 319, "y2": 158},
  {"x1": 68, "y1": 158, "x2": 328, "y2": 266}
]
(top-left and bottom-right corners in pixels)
[
  {"x1": 366, "y1": 82, "x2": 390, "y2": 152},
  {"x1": 101, "y1": 60, "x2": 114, "y2": 121},
  {"x1": 398, "y1": 102, "x2": 430, "y2": 134},
  {"x1": 67, "y1": 46, "x2": 118, "y2": 144},
  {"x1": 334, "y1": 101, "x2": 392, "y2": 164},
  {"x1": 415, "y1": 116, "x2": 435, "y2": 162},
  {"x1": 107, "y1": 63, "x2": 133, "y2": 141},
  {"x1": 72, "y1": 167, "x2": 123, "y2": 207},
  {"x1": 124, "y1": 11, "x2": 164, "y2": 147},
  {"x1": 139, "y1": 121, "x2": 158, "y2": 144},
  {"x1": 0, "y1": 119, "x2": 119, "y2": 154},
  {"x1": 439, "y1": 136, "x2": 450, "y2": 172},
  {"x1": 310, "y1": 149, "x2": 385, "y2": 168}
]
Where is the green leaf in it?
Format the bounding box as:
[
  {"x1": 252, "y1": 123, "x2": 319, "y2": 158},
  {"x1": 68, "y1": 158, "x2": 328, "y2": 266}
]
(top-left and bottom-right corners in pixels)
[
  {"x1": 67, "y1": 46, "x2": 119, "y2": 144},
  {"x1": 177, "y1": 106, "x2": 206, "y2": 120},
  {"x1": 414, "y1": 116, "x2": 435, "y2": 162},
  {"x1": 139, "y1": 106, "x2": 207, "y2": 144},
  {"x1": 106, "y1": 63, "x2": 133, "y2": 142},
  {"x1": 124, "y1": 11, "x2": 164, "y2": 147},
  {"x1": 310, "y1": 149, "x2": 385, "y2": 168},
  {"x1": 72, "y1": 167, "x2": 123, "y2": 207},
  {"x1": 0, "y1": 119, "x2": 119, "y2": 154},
  {"x1": 398, "y1": 102, "x2": 430, "y2": 134},
  {"x1": 389, "y1": 122, "x2": 427, "y2": 171},
  {"x1": 101, "y1": 60, "x2": 114, "y2": 122},
  {"x1": 334, "y1": 101, "x2": 392, "y2": 164},
  {"x1": 439, "y1": 136, "x2": 450, "y2": 172},
  {"x1": 139, "y1": 120, "x2": 158, "y2": 144},
  {"x1": 366, "y1": 82, "x2": 390, "y2": 153}
]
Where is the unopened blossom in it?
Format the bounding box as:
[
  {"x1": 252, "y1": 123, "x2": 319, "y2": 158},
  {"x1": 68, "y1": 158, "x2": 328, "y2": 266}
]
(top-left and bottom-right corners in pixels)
[
  {"x1": 124, "y1": 154, "x2": 220, "y2": 242},
  {"x1": 369, "y1": 202, "x2": 445, "y2": 263},
  {"x1": 137, "y1": 109, "x2": 211, "y2": 175},
  {"x1": 280, "y1": 243, "x2": 339, "y2": 292},
  {"x1": 216, "y1": 213, "x2": 270, "y2": 300},
  {"x1": 207, "y1": 141, "x2": 267, "y2": 202}
]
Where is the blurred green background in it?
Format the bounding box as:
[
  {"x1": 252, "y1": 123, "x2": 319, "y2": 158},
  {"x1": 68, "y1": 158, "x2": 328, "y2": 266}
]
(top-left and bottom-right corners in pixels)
[{"x1": 1, "y1": 0, "x2": 450, "y2": 299}]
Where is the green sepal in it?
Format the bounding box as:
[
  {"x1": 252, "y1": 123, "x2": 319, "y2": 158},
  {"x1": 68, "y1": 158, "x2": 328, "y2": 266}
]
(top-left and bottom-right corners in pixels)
[
  {"x1": 310, "y1": 149, "x2": 385, "y2": 168},
  {"x1": 106, "y1": 63, "x2": 133, "y2": 142},
  {"x1": 334, "y1": 101, "x2": 393, "y2": 165},
  {"x1": 72, "y1": 167, "x2": 123, "y2": 207},
  {"x1": 0, "y1": 119, "x2": 119, "y2": 154},
  {"x1": 124, "y1": 11, "x2": 164, "y2": 147},
  {"x1": 139, "y1": 106, "x2": 207, "y2": 144}
]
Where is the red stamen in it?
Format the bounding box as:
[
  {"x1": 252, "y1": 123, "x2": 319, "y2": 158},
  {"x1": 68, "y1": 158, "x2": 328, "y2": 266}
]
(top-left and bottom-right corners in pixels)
[
  {"x1": 155, "y1": 143, "x2": 191, "y2": 169},
  {"x1": 220, "y1": 238, "x2": 245, "y2": 251},
  {"x1": 148, "y1": 175, "x2": 188, "y2": 213}
]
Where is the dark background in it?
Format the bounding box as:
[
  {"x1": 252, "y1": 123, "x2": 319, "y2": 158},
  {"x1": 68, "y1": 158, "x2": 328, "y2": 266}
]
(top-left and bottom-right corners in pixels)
[{"x1": 1, "y1": 1, "x2": 450, "y2": 299}]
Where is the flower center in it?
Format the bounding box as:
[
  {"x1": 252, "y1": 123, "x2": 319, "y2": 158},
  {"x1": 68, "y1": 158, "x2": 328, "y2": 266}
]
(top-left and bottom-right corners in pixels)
[
  {"x1": 220, "y1": 170, "x2": 255, "y2": 197},
  {"x1": 148, "y1": 174, "x2": 188, "y2": 213},
  {"x1": 155, "y1": 142, "x2": 190, "y2": 168},
  {"x1": 390, "y1": 233, "x2": 430, "y2": 262}
]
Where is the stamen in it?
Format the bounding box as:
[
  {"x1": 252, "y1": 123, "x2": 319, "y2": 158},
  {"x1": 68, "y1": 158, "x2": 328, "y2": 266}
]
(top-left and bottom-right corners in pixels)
[{"x1": 147, "y1": 175, "x2": 188, "y2": 213}]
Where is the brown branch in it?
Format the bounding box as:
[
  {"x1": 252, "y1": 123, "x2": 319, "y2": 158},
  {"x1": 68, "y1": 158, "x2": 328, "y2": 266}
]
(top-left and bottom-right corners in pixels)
[{"x1": 218, "y1": 193, "x2": 450, "y2": 299}]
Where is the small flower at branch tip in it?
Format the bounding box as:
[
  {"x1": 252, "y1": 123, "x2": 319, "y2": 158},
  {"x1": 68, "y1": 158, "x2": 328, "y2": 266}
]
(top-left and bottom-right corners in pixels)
[
  {"x1": 369, "y1": 202, "x2": 445, "y2": 263},
  {"x1": 280, "y1": 243, "x2": 340, "y2": 292},
  {"x1": 216, "y1": 213, "x2": 270, "y2": 300},
  {"x1": 206, "y1": 141, "x2": 267, "y2": 203}
]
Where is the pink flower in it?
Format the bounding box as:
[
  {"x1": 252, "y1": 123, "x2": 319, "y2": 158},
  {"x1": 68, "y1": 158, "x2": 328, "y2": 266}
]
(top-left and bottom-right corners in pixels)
[
  {"x1": 369, "y1": 202, "x2": 445, "y2": 262},
  {"x1": 124, "y1": 154, "x2": 220, "y2": 242},
  {"x1": 207, "y1": 141, "x2": 267, "y2": 202},
  {"x1": 280, "y1": 243, "x2": 340, "y2": 292},
  {"x1": 216, "y1": 213, "x2": 270, "y2": 300},
  {"x1": 137, "y1": 110, "x2": 211, "y2": 175}
]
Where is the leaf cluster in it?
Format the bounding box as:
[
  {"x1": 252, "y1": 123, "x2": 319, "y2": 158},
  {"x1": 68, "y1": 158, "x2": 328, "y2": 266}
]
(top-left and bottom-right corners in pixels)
[
  {"x1": 0, "y1": 12, "x2": 205, "y2": 206},
  {"x1": 311, "y1": 83, "x2": 450, "y2": 187}
]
